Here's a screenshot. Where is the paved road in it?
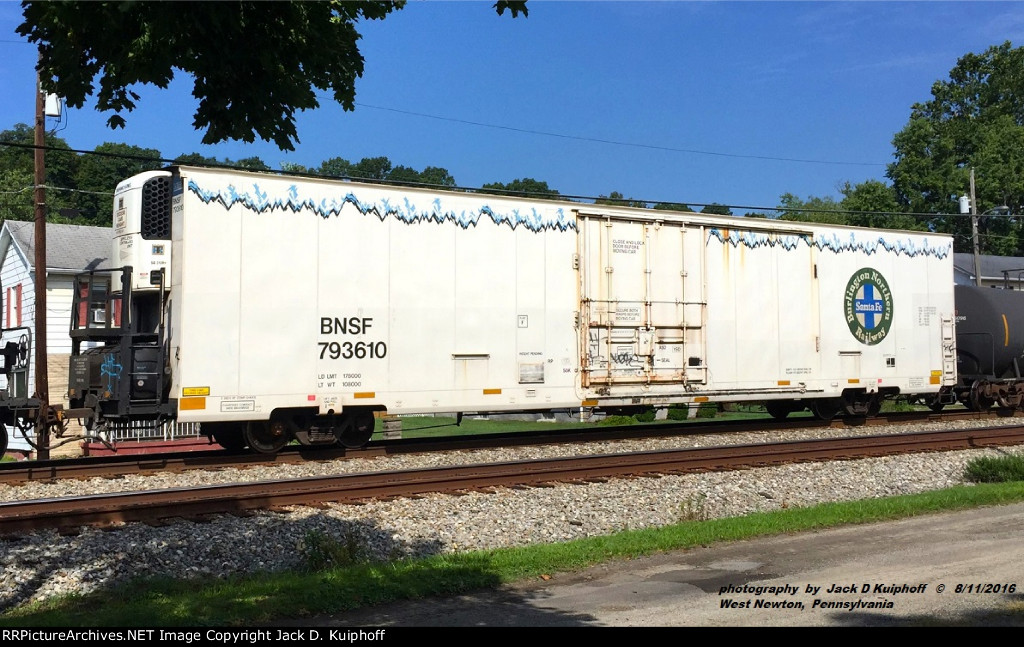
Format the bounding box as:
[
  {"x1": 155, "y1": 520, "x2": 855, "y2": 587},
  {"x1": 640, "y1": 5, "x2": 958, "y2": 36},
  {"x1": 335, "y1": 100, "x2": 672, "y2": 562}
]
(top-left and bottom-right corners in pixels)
[{"x1": 290, "y1": 502, "x2": 1024, "y2": 627}]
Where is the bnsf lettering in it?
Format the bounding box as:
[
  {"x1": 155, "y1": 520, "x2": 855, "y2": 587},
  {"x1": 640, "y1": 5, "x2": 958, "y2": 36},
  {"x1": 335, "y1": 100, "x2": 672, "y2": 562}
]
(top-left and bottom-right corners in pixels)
[
  {"x1": 321, "y1": 317, "x2": 373, "y2": 335},
  {"x1": 318, "y1": 316, "x2": 386, "y2": 361}
]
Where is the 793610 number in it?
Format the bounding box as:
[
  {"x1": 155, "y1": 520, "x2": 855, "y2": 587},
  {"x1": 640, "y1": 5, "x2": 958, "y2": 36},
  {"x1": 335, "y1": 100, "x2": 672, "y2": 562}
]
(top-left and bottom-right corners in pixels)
[{"x1": 318, "y1": 341, "x2": 388, "y2": 360}]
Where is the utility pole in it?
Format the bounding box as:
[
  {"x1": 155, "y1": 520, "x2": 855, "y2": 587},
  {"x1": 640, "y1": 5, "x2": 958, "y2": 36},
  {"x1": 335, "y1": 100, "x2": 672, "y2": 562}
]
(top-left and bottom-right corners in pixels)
[
  {"x1": 33, "y1": 60, "x2": 49, "y2": 460},
  {"x1": 970, "y1": 168, "x2": 981, "y2": 288}
]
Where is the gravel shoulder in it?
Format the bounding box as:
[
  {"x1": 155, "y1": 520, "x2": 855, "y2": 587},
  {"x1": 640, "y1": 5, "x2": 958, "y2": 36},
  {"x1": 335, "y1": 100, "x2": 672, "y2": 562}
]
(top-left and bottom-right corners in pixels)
[{"x1": 2, "y1": 417, "x2": 1023, "y2": 618}]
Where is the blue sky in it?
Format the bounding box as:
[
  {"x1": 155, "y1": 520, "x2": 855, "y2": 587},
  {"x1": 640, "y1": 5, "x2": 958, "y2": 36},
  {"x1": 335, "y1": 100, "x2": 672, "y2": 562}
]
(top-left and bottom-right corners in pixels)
[{"x1": 0, "y1": 1, "x2": 1021, "y2": 212}]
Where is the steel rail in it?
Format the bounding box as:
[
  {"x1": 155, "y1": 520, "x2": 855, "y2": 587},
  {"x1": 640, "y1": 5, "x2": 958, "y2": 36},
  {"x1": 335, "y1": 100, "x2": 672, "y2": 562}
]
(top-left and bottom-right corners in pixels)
[
  {"x1": 1, "y1": 425, "x2": 1022, "y2": 537},
  {"x1": 0, "y1": 409, "x2": 1009, "y2": 485}
]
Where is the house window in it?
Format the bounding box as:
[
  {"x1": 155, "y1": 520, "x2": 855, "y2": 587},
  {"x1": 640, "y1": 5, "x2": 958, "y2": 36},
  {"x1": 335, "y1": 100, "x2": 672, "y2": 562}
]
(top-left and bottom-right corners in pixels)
[{"x1": 6, "y1": 285, "x2": 22, "y2": 328}]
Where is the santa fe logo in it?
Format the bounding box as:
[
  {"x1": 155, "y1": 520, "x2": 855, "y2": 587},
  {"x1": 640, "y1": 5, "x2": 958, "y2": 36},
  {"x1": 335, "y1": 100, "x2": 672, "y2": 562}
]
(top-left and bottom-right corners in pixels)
[{"x1": 844, "y1": 268, "x2": 893, "y2": 345}]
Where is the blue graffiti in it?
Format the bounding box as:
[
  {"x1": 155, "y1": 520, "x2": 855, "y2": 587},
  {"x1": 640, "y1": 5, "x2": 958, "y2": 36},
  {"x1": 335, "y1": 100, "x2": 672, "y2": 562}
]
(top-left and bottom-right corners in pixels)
[
  {"x1": 186, "y1": 180, "x2": 577, "y2": 233},
  {"x1": 706, "y1": 228, "x2": 951, "y2": 259},
  {"x1": 100, "y1": 354, "x2": 123, "y2": 393}
]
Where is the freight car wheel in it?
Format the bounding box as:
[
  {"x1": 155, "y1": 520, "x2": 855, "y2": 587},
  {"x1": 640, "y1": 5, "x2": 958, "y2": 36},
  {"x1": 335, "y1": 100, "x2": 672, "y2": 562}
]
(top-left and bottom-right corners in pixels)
[
  {"x1": 969, "y1": 382, "x2": 994, "y2": 412},
  {"x1": 208, "y1": 424, "x2": 247, "y2": 451},
  {"x1": 997, "y1": 393, "x2": 1022, "y2": 410},
  {"x1": 865, "y1": 395, "x2": 882, "y2": 417},
  {"x1": 0, "y1": 424, "x2": 7, "y2": 458},
  {"x1": 337, "y1": 410, "x2": 375, "y2": 448},
  {"x1": 810, "y1": 398, "x2": 841, "y2": 421},
  {"x1": 764, "y1": 401, "x2": 794, "y2": 420},
  {"x1": 243, "y1": 420, "x2": 291, "y2": 454}
]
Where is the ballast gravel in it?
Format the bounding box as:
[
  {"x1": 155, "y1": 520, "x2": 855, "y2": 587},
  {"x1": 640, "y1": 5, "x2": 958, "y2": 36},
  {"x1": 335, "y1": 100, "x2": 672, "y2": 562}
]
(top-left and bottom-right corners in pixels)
[{"x1": 2, "y1": 417, "x2": 1023, "y2": 614}]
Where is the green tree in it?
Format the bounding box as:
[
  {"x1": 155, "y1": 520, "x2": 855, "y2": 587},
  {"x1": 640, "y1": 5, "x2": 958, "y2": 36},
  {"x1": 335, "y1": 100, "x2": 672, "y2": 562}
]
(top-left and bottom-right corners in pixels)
[
  {"x1": 350, "y1": 156, "x2": 393, "y2": 181},
  {"x1": 234, "y1": 157, "x2": 270, "y2": 171},
  {"x1": 888, "y1": 41, "x2": 1024, "y2": 253},
  {"x1": 417, "y1": 166, "x2": 456, "y2": 188},
  {"x1": 317, "y1": 157, "x2": 354, "y2": 178},
  {"x1": 482, "y1": 178, "x2": 559, "y2": 199},
  {"x1": 387, "y1": 165, "x2": 422, "y2": 186},
  {"x1": 279, "y1": 162, "x2": 310, "y2": 174},
  {"x1": 700, "y1": 203, "x2": 734, "y2": 216},
  {"x1": 595, "y1": 191, "x2": 648, "y2": 208},
  {"x1": 175, "y1": 153, "x2": 270, "y2": 171},
  {"x1": 386, "y1": 165, "x2": 457, "y2": 188},
  {"x1": 174, "y1": 152, "x2": 221, "y2": 167},
  {"x1": 0, "y1": 166, "x2": 35, "y2": 222},
  {"x1": 840, "y1": 180, "x2": 924, "y2": 231},
  {"x1": 73, "y1": 143, "x2": 162, "y2": 225},
  {"x1": 775, "y1": 193, "x2": 844, "y2": 224},
  {"x1": 0, "y1": 123, "x2": 79, "y2": 221},
  {"x1": 653, "y1": 202, "x2": 693, "y2": 212},
  {"x1": 18, "y1": 1, "x2": 527, "y2": 151}
]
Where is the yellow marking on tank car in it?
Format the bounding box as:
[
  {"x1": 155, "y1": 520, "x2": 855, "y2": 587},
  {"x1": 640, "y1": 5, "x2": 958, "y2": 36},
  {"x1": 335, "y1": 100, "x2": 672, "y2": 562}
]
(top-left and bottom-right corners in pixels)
[
  {"x1": 182, "y1": 386, "x2": 210, "y2": 397},
  {"x1": 1003, "y1": 314, "x2": 1010, "y2": 347}
]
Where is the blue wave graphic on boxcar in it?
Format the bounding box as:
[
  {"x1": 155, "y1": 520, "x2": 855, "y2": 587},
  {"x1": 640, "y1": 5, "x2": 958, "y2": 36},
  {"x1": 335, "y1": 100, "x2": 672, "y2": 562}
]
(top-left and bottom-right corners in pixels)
[
  {"x1": 186, "y1": 180, "x2": 576, "y2": 233},
  {"x1": 707, "y1": 228, "x2": 951, "y2": 259}
]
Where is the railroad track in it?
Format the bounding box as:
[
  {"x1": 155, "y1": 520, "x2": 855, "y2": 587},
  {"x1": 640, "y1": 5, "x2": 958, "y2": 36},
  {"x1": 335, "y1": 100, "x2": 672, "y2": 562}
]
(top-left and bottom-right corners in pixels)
[
  {"x1": 2, "y1": 424, "x2": 1021, "y2": 538},
  {"x1": 0, "y1": 408, "x2": 1009, "y2": 485}
]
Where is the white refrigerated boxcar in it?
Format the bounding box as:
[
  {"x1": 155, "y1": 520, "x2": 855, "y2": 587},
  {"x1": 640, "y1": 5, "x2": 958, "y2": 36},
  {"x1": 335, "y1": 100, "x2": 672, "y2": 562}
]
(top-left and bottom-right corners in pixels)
[{"x1": 68, "y1": 166, "x2": 956, "y2": 452}]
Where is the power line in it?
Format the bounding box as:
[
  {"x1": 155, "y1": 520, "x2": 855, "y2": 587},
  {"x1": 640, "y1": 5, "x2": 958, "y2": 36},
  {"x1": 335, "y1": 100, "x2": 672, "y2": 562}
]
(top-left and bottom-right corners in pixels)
[
  {"x1": 0, "y1": 139, "x2": 990, "y2": 221},
  {"x1": 352, "y1": 102, "x2": 887, "y2": 168}
]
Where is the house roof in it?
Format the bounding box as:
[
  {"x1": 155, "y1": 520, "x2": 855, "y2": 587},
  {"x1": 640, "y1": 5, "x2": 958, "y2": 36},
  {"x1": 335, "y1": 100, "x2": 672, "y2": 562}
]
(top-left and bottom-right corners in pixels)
[
  {"x1": 2, "y1": 220, "x2": 113, "y2": 272},
  {"x1": 953, "y1": 252, "x2": 1024, "y2": 283}
]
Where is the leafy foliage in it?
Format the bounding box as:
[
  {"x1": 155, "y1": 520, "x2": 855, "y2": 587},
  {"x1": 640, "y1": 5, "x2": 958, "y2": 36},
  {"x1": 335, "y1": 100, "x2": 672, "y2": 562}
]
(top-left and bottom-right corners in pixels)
[
  {"x1": 595, "y1": 191, "x2": 648, "y2": 208},
  {"x1": 482, "y1": 178, "x2": 560, "y2": 199},
  {"x1": 888, "y1": 41, "x2": 1024, "y2": 253},
  {"x1": 653, "y1": 202, "x2": 694, "y2": 212},
  {"x1": 314, "y1": 156, "x2": 457, "y2": 187},
  {"x1": 0, "y1": 123, "x2": 79, "y2": 221},
  {"x1": 18, "y1": 1, "x2": 403, "y2": 151},
  {"x1": 18, "y1": 1, "x2": 528, "y2": 151},
  {"x1": 700, "y1": 203, "x2": 733, "y2": 216},
  {"x1": 839, "y1": 180, "x2": 924, "y2": 231},
  {"x1": 73, "y1": 143, "x2": 162, "y2": 225}
]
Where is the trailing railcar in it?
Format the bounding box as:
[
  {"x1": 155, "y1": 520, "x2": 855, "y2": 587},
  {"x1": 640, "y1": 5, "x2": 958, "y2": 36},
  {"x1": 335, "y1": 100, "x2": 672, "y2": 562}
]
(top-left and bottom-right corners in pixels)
[
  {"x1": 63, "y1": 166, "x2": 957, "y2": 453},
  {"x1": 945, "y1": 284, "x2": 1024, "y2": 410}
]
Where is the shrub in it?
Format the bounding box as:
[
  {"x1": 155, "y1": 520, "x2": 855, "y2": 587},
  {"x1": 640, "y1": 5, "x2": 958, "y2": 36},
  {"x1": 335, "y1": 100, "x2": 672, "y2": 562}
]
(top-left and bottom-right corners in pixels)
[
  {"x1": 964, "y1": 454, "x2": 1024, "y2": 483},
  {"x1": 299, "y1": 530, "x2": 368, "y2": 571},
  {"x1": 598, "y1": 415, "x2": 637, "y2": 426},
  {"x1": 632, "y1": 408, "x2": 657, "y2": 423},
  {"x1": 666, "y1": 406, "x2": 690, "y2": 421},
  {"x1": 696, "y1": 403, "x2": 718, "y2": 418}
]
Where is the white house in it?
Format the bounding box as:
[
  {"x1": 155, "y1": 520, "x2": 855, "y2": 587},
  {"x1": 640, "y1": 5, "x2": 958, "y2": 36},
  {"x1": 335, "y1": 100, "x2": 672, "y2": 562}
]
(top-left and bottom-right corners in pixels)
[{"x1": 0, "y1": 220, "x2": 114, "y2": 455}]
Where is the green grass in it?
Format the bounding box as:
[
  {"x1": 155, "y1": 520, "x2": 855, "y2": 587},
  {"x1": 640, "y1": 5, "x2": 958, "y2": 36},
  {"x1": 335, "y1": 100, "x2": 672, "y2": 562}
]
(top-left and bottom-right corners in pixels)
[
  {"x1": 381, "y1": 406, "x2": 768, "y2": 439},
  {"x1": 4, "y1": 478, "x2": 1024, "y2": 627}
]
